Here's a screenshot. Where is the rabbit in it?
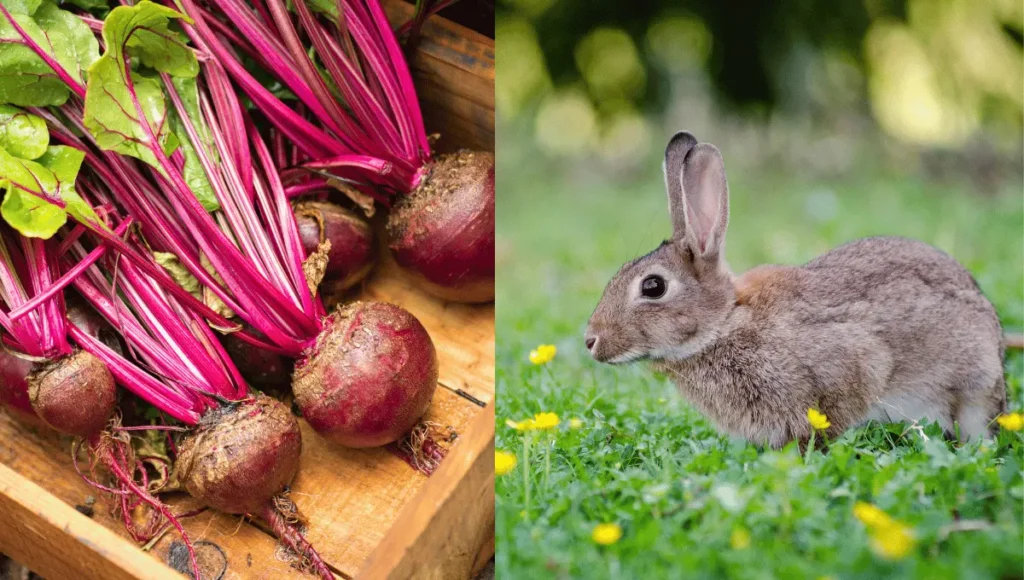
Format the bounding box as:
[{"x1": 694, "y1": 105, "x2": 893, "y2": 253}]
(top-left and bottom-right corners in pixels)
[{"x1": 584, "y1": 131, "x2": 1007, "y2": 449}]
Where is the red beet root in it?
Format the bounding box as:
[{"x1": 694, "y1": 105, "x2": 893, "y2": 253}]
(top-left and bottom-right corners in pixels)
[
  {"x1": 222, "y1": 327, "x2": 294, "y2": 393},
  {"x1": 387, "y1": 151, "x2": 495, "y2": 303},
  {"x1": 174, "y1": 394, "x2": 301, "y2": 515},
  {"x1": 28, "y1": 350, "x2": 117, "y2": 437},
  {"x1": 0, "y1": 351, "x2": 43, "y2": 427},
  {"x1": 294, "y1": 200, "x2": 377, "y2": 298},
  {"x1": 172, "y1": 395, "x2": 333, "y2": 577},
  {"x1": 2, "y1": 299, "x2": 117, "y2": 432},
  {"x1": 293, "y1": 301, "x2": 438, "y2": 448}
]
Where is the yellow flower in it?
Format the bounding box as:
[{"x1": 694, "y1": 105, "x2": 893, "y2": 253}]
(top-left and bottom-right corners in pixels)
[
  {"x1": 495, "y1": 451, "x2": 517, "y2": 476},
  {"x1": 529, "y1": 344, "x2": 557, "y2": 365},
  {"x1": 730, "y1": 527, "x2": 751, "y2": 550},
  {"x1": 506, "y1": 418, "x2": 531, "y2": 430},
  {"x1": 807, "y1": 408, "x2": 831, "y2": 430},
  {"x1": 853, "y1": 501, "x2": 895, "y2": 529},
  {"x1": 506, "y1": 412, "x2": 559, "y2": 431},
  {"x1": 591, "y1": 523, "x2": 622, "y2": 545},
  {"x1": 569, "y1": 417, "x2": 583, "y2": 429},
  {"x1": 869, "y1": 522, "x2": 916, "y2": 560},
  {"x1": 531, "y1": 412, "x2": 560, "y2": 430},
  {"x1": 996, "y1": 412, "x2": 1024, "y2": 431},
  {"x1": 853, "y1": 502, "x2": 916, "y2": 560}
]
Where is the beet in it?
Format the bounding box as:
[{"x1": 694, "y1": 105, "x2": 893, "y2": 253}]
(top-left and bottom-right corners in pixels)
[
  {"x1": 386, "y1": 151, "x2": 495, "y2": 303},
  {"x1": 292, "y1": 301, "x2": 438, "y2": 448},
  {"x1": 294, "y1": 200, "x2": 377, "y2": 298},
  {"x1": 92, "y1": 394, "x2": 328, "y2": 580},
  {"x1": 28, "y1": 349, "x2": 117, "y2": 437},
  {"x1": 221, "y1": 327, "x2": 294, "y2": 393},
  {"x1": 1, "y1": 299, "x2": 117, "y2": 432},
  {"x1": 174, "y1": 394, "x2": 301, "y2": 515},
  {"x1": 0, "y1": 351, "x2": 43, "y2": 427}
]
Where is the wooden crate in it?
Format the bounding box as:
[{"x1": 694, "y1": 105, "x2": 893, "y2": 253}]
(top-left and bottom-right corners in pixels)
[{"x1": 0, "y1": 3, "x2": 495, "y2": 579}]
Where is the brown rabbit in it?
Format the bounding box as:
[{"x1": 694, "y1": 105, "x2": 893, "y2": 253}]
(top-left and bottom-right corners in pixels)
[{"x1": 585, "y1": 132, "x2": 1006, "y2": 448}]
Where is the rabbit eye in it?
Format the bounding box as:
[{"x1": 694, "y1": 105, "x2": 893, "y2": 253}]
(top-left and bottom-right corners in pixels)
[{"x1": 640, "y1": 275, "x2": 666, "y2": 298}]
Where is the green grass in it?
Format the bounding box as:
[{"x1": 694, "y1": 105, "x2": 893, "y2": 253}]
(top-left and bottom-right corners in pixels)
[{"x1": 494, "y1": 148, "x2": 1024, "y2": 579}]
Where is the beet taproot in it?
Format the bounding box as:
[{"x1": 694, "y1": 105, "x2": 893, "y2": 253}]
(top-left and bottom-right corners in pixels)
[
  {"x1": 28, "y1": 349, "x2": 117, "y2": 437},
  {"x1": 294, "y1": 199, "x2": 377, "y2": 298},
  {"x1": 221, "y1": 326, "x2": 294, "y2": 393},
  {"x1": 386, "y1": 151, "x2": 495, "y2": 303},
  {"x1": 174, "y1": 394, "x2": 301, "y2": 515},
  {"x1": 292, "y1": 301, "x2": 438, "y2": 448}
]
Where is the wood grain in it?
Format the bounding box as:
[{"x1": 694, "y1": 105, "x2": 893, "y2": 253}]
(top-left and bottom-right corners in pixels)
[
  {"x1": 0, "y1": 463, "x2": 181, "y2": 580},
  {"x1": 358, "y1": 406, "x2": 495, "y2": 580}
]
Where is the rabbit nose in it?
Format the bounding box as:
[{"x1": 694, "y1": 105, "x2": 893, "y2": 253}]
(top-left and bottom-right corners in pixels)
[{"x1": 585, "y1": 335, "x2": 598, "y2": 351}]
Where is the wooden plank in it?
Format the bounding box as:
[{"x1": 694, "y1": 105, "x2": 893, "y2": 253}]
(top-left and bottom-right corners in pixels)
[
  {"x1": 383, "y1": 0, "x2": 495, "y2": 153},
  {"x1": 0, "y1": 358, "x2": 486, "y2": 579},
  {"x1": 358, "y1": 405, "x2": 495, "y2": 580},
  {"x1": 471, "y1": 527, "x2": 495, "y2": 577},
  {"x1": 0, "y1": 414, "x2": 304, "y2": 580},
  {"x1": 287, "y1": 387, "x2": 482, "y2": 577},
  {"x1": 0, "y1": 462, "x2": 181, "y2": 580},
  {"x1": 149, "y1": 499, "x2": 325, "y2": 580}
]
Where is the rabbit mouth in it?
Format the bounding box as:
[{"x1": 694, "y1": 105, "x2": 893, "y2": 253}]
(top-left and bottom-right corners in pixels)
[{"x1": 606, "y1": 349, "x2": 649, "y2": 365}]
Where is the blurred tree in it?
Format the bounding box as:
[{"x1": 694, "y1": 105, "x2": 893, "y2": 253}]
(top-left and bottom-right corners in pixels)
[
  {"x1": 498, "y1": 0, "x2": 1023, "y2": 148},
  {"x1": 498, "y1": 0, "x2": 908, "y2": 112}
]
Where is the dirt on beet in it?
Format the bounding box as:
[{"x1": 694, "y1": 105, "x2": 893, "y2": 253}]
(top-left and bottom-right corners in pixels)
[
  {"x1": 292, "y1": 301, "x2": 439, "y2": 448},
  {"x1": 173, "y1": 394, "x2": 302, "y2": 515},
  {"x1": 386, "y1": 151, "x2": 495, "y2": 303}
]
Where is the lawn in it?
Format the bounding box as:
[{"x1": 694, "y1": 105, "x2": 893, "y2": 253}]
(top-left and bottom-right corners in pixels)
[{"x1": 494, "y1": 141, "x2": 1024, "y2": 580}]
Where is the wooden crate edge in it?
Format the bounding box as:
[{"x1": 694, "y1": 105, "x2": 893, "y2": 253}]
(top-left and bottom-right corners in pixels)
[
  {"x1": 0, "y1": 462, "x2": 181, "y2": 580},
  {"x1": 357, "y1": 404, "x2": 495, "y2": 580},
  {"x1": 383, "y1": 0, "x2": 494, "y2": 54}
]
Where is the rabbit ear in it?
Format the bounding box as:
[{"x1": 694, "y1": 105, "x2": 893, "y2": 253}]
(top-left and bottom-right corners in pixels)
[
  {"x1": 663, "y1": 131, "x2": 698, "y2": 240},
  {"x1": 680, "y1": 143, "x2": 729, "y2": 260}
]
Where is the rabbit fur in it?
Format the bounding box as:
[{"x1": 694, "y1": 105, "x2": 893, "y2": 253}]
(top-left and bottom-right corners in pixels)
[{"x1": 585, "y1": 132, "x2": 1006, "y2": 448}]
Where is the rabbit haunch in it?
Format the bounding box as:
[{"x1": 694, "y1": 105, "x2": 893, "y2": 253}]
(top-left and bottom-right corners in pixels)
[{"x1": 586, "y1": 131, "x2": 1006, "y2": 448}]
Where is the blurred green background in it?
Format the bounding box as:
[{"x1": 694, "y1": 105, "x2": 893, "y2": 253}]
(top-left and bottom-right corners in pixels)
[
  {"x1": 497, "y1": 0, "x2": 1022, "y2": 177},
  {"x1": 495, "y1": 0, "x2": 1024, "y2": 578}
]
